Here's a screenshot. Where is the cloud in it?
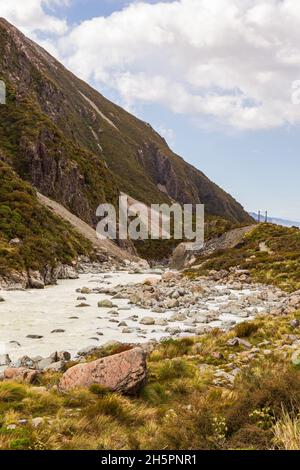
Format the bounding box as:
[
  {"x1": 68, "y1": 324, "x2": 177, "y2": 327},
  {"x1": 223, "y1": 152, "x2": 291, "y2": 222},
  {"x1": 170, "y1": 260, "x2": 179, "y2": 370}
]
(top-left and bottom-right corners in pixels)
[
  {"x1": 0, "y1": 0, "x2": 69, "y2": 36},
  {"x1": 2, "y1": 0, "x2": 300, "y2": 131},
  {"x1": 52, "y1": 0, "x2": 300, "y2": 131}
]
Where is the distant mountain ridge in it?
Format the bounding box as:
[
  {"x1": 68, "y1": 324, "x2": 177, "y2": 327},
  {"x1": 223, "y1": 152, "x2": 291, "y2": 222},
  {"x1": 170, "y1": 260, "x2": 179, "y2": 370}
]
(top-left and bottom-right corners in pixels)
[{"x1": 249, "y1": 212, "x2": 300, "y2": 228}]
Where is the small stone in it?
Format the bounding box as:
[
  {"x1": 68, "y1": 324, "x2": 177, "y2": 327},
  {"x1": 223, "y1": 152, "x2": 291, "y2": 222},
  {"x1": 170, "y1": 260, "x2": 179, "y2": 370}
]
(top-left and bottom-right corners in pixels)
[
  {"x1": 140, "y1": 317, "x2": 155, "y2": 325},
  {"x1": 51, "y1": 329, "x2": 65, "y2": 334},
  {"x1": 98, "y1": 300, "x2": 116, "y2": 308},
  {"x1": 57, "y1": 351, "x2": 71, "y2": 362},
  {"x1": 18, "y1": 419, "x2": 28, "y2": 425},
  {"x1": 78, "y1": 287, "x2": 91, "y2": 294},
  {"x1": 27, "y1": 335, "x2": 43, "y2": 340},
  {"x1": 31, "y1": 417, "x2": 44, "y2": 428},
  {"x1": 290, "y1": 319, "x2": 300, "y2": 329},
  {"x1": 76, "y1": 303, "x2": 90, "y2": 308},
  {"x1": 122, "y1": 327, "x2": 134, "y2": 334}
]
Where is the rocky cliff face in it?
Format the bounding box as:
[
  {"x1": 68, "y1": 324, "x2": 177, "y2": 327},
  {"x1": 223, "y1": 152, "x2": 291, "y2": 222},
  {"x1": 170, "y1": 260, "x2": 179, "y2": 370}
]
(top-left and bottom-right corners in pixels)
[{"x1": 0, "y1": 17, "x2": 253, "y2": 226}]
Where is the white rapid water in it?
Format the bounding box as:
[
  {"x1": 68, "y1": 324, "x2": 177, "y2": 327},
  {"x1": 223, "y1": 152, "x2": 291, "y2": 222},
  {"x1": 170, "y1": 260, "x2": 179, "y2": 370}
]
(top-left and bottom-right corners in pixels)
[
  {"x1": 0, "y1": 272, "x2": 162, "y2": 361},
  {"x1": 0, "y1": 271, "x2": 258, "y2": 362}
]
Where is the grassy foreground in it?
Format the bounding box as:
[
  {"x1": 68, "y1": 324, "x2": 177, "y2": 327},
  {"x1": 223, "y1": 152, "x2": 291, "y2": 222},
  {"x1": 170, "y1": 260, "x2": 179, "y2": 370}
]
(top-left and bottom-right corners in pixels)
[{"x1": 1, "y1": 311, "x2": 300, "y2": 450}]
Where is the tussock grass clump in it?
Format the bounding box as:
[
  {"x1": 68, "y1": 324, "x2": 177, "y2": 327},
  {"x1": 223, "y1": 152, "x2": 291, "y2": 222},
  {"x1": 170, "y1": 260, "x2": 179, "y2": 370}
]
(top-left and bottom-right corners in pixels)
[
  {"x1": 156, "y1": 358, "x2": 195, "y2": 381},
  {"x1": 273, "y1": 409, "x2": 300, "y2": 450},
  {"x1": 140, "y1": 383, "x2": 167, "y2": 405},
  {"x1": 152, "y1": 338, "x2": 195, "y2": 361},
  {"x1": 0, "y1": 383, "x2": 27, "y2": 403},
  {"x1": 89, "y1": 384, "x2": 111, "y2": 397},
  {"x1": 235, "y1": 322, "x2": 260, "y2": 338}
]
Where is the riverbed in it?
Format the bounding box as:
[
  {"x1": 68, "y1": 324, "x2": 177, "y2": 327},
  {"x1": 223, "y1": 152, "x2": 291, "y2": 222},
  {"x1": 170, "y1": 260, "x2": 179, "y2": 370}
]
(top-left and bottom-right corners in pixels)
[{"x1": 0, "y1": 270, "x2": 272, "y2": 362}]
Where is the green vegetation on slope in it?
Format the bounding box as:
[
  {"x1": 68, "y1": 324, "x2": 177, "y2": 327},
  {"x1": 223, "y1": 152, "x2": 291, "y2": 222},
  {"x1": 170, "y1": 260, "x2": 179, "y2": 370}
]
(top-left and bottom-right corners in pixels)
[
  {"x1": 0, "y1": 80, "x2": 119, "y2": 224},
  {"x1": 187, "y1": 223, "x2": 300, "y2": 292},
  {"x1": 1, "y1": 313, "x2": 300, "y2": 449},
  {"x1": 0, "y1": 161, "x2": 93, "y2": 276}
]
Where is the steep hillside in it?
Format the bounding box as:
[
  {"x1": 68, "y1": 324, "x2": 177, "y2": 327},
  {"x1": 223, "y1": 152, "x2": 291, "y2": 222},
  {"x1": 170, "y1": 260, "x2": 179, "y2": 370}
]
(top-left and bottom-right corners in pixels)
[
  {"x1": 0, "y1": 18, "x2": 252, "y2": 226},
  {"x1": 0, "y1": 160, "x2": 93, "y2": 284}
]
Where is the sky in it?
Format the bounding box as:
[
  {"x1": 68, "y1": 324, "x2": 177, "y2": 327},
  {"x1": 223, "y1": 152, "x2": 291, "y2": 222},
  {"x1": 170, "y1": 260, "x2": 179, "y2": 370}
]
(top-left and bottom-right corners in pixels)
[{"x1": 1, "y1": 0, "x2": 300, "y2": 221}]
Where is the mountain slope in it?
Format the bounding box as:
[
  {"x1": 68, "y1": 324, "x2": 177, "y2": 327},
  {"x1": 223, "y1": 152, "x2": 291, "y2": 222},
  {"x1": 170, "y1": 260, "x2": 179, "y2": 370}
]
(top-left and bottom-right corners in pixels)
[
  {"x1": 0, "y1": 160, "x2": 93, "y2": 281},
  {"x1": 0, "y1": 18, "x2": 252, "y2": 226}
]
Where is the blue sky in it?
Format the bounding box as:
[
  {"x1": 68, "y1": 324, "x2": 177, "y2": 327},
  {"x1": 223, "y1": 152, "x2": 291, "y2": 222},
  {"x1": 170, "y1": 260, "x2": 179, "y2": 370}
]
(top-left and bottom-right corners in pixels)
[{"x1": 1, "y1": 0, "x2": 300, "y2": 221}]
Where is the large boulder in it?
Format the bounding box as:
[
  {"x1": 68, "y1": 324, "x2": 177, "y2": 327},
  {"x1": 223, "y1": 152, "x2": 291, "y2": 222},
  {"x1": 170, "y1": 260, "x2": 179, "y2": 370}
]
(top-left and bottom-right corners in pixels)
[{"x1": 59, "y1": 347, "x2": 147, "y2": 394}]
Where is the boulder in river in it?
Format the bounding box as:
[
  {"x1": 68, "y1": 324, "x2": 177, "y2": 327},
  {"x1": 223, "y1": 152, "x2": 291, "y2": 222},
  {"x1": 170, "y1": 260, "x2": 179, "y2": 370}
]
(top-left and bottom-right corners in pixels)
[
  {"x1": 98, "y1": 299, "x2": 117, "y2": 308},
  {"x1": 140, "y1": 317, "x2": 155, "y2": 325},
  {"x1": 59, "y1": 347, "x2": 147, "y2": 394}
]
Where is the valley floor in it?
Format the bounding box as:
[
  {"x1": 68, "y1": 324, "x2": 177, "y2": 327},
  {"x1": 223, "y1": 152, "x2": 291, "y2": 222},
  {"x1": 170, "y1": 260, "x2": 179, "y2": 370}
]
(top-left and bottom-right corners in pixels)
[{"x1": 1, "y1": 266, "x2": 300, "y2": 450}]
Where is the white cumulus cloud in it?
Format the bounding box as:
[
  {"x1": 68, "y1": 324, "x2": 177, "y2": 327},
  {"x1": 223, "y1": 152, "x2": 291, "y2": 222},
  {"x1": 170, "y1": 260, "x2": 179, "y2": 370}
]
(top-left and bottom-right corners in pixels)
[
  {"x1": 0, "y1": 0, "x2": 69, "y2": 36},
  {"x1": 54, "y1": 0, "x2": 300, "y2": 131},
  {"x1": 3, "y1": 0, "x2": 300, "y2": 131}
]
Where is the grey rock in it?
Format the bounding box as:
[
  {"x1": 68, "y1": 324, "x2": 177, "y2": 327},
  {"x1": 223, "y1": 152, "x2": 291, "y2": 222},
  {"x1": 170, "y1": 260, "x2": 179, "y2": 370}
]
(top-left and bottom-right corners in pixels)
[
  {"x1": 14, "y1": 356, "x2": 36, "y2": 369},
  {"x1": 98, "y1": 299, "x2": 117, "y2": 308},
  {"x1": 57, "y1": 351, "x2": 71, "y2": 362},
  {"x1": 31, "y1": 417, "x2": 44, "y2": 428},
  {"x1": 140, "y1": 317, "x2": 155, "y2": 325},
  {"x1": 37, "y1": 357, "x2": 56, "y2": 371},
  {"x1": 122, "y1": 327, "x2": 134, "y2": 334},
  {"x1": 44, "y1": 361, "x2": 65, "y2": 372}
]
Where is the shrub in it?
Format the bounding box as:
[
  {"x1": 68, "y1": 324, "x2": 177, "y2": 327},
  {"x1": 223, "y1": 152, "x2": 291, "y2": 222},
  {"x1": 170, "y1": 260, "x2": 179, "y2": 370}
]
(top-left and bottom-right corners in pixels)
[
  {"x1": 225, "y1": 362, "x2": 300, "y2": 446},
  {"x1": 10, "y1": 438, "x2": 31, "y2": 450},
  {"x1": 235, "y1": 322, "x2": 259, "y2": 338}
]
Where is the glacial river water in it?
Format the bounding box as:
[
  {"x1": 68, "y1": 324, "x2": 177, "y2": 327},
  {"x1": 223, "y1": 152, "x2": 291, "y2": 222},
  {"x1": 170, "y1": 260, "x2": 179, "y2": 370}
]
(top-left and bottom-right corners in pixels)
[{"x1": 0, "y1": 271, "x2": 254, "y2": 362}]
